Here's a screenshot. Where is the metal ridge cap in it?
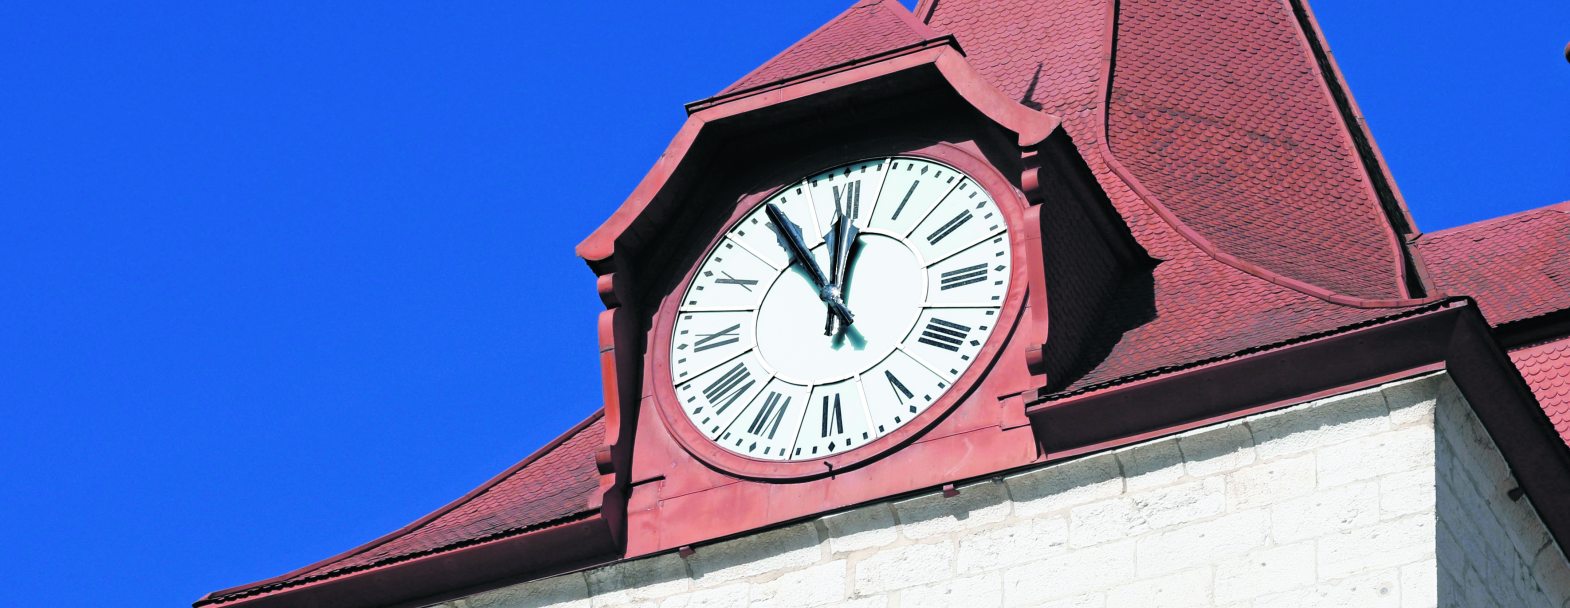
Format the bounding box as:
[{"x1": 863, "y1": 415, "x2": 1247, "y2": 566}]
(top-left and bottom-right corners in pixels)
[{"x1": 1032, "y1": 297, "x2": 1468, "y2": 406}]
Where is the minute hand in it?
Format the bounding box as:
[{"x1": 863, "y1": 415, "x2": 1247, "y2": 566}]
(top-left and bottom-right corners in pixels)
[
  {"x1": 824, "y1": 210, "x2": 859, "y2": 335},
  {"x1": 764, "y1": 203, "x2": 854, "y2": 328}
]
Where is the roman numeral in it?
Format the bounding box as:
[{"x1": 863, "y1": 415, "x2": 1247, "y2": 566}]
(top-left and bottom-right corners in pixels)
[
  {"x1": 833, "y1": 181, "x2": 862, "y2": 219},
  {"x1": 748, "y1": 391, "x2": 790, "y2": 439},
  {"x1": 890, "y1": 181, "x2": 919, "y2": 220},
  {"x1": 926, "y1": 210, "x2": 974, "y2": 245},
  {"x1": 702, "y1": 363, "x2": 754, "y2": 414},
  {"x1": 820, "y1": 394, "x2": 844, "y2": 437},
  {"x1": 885, "y1": 370, "x2": 914, "y2": 404},
  {"x1": 715, "y1": 271, "x2": 758, "y2": 291},
  {"x1": 692, "y1": 324, "x2": 740, "y2": 352},
  {"x1": 940, "y1": 263, "x2": 988, "y2": 290},
  {"x1": 917, "y1": 318, "x2": 971, "y2": 352}
]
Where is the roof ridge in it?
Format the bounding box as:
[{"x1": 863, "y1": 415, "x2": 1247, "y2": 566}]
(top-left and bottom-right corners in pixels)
[
  {"x1": 716, "y1": 0, "x2": 939, "y2": 97},
  {"x1": 200, "y1": 410, "x2": 605, "y2": 603},
  {"x1": 1418, "y1": 200, "x2": 1570, "y2": 241}
]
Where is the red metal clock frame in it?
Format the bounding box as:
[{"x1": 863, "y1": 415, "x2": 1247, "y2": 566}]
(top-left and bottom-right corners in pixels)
[{"x1": 647, "y1": 141, "x2": 1033, "y2": 481}]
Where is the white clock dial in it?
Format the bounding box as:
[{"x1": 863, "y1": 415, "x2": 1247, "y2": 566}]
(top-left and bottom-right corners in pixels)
[{"x1": 670, "y1": 156, "x2": 1012, "y2": 461}]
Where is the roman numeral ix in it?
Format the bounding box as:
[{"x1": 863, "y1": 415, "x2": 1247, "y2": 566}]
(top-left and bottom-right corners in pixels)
[
  {"x1": 748, "y1": 391, "x2": 790, "y2": 439},
  {"x1": 692, "y1": 324, "x2": 740, "y2": 352},
  {"x1": 702, "y1": 363, "x2": 754, "y2": 414},
  {"x1": 715, "y1": 271, "x2": 758, "y2": 291},
  {"x1": 918, "y1": 318, "x2": 971, "y2": 352},
  {"x1": 939, "y1": 263, "x2": 988, "y2": 290}
]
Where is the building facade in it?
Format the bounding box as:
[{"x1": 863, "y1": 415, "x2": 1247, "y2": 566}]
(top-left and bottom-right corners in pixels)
[{"x1": 199, "y1": 1, "x2": 1570, "y2": 606}]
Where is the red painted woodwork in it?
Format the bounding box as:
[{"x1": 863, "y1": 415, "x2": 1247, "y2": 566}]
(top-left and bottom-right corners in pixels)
[
  {"x1": 647, "y1": 143, "x2": 1034, "y2": 480},
  {"x1": 578, "y1": 37, "x2": 1081, "y2": 557}
]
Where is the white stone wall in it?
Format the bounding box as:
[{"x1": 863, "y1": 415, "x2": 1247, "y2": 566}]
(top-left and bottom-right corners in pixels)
[
  {"x1": 1433, "y1": 376, "x2": 1570, "y2": 606},
  {"x1": 430, "y1": 373, "x2": 1570, "y2": 608}
]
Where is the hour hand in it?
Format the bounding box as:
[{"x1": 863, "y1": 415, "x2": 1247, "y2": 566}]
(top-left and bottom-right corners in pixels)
[
  {"x1": 764, "y1": 203, "x2": 854, "y2": 328},
  {"x1": 824, "y1": 210, "x2": 860, "y2": 335}
]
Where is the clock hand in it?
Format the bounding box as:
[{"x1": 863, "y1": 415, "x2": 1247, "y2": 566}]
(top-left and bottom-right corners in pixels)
[
  {"x1": 764, "y1": 202, "x2": 854, "y2": 328},
  {"x1": 823, "y1": 209, "x2": 860, "y2": 335}
]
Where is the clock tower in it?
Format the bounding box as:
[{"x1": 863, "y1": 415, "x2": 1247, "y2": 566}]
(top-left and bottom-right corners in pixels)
[{"x1": 200, "y1": 1, "x2": 1570, "y2": 607}]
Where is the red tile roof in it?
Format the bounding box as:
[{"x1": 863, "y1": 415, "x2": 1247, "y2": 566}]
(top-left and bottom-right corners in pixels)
[
  {"x1": 205, "y1": 0, "x2": 1570, "y2": 604},
  {"x1": 1417, "y1": 202, "x2": 1570, "y2": 326},
  {"x1": 720, "y1": 0, "x2": 937, "y2": 96},
  {"x1": 202, "y1": 413, "x2": 605, "y2": 605},
  {"x1": 1512, "y1": 337, "x2": 1570, "y2": 446},
  {"x1": 926, "y1": 0, "x2": 1411, "y2": 301},
  {"x1": 922, "y1": 0, "x2": 1423, "y2": 392}
]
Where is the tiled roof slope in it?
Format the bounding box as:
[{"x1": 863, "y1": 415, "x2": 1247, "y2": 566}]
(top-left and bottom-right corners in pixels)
[
  {"x1": 206, "y1": 414, "x2": 605, "y2": 603},
  {"x1": 926, "y1": 0, "x2": 1409, "y2": 301},
  {"x1": 720, "y1": 0, "x2": 937, "y2": 95},
  {"x1": 1511, "y1": 337, "x2": 1570, "y2": 446},
  {"x1": 923, "y1": 0, "x2": 1421, "y2": 392},
  {"x1": 1416, "y1": 202, "x2": 1570, "y2": 326}
]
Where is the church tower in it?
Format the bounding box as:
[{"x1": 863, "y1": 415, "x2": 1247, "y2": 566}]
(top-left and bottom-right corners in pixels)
[{"x1": 199, "y1": 1, "x2": 1570, "y2": 606}]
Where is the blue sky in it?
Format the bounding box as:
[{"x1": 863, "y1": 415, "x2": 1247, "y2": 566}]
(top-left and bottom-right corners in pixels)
[{"x1": 0, "y1": 1, "x2": 1565, "y2": 606}]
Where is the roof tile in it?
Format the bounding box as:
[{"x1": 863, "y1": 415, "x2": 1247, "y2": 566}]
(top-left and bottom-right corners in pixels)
[
  {"x1": 1417, "y1": 203, "x2": 1570, "y2": 326},
  {"x1": 1511, "y1": 336, "x2": 1570, "y2": 447}
]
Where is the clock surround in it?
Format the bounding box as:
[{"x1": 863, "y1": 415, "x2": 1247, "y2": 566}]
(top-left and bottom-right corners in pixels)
[{"x1": 648, "y1": 142, "x2": 1032, "y2": 480}]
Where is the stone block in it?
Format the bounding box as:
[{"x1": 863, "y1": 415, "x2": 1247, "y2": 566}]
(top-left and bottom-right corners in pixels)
[
  {"x1": 690, "y1": 523, "x2": 822, "y2": 586},
  {"x1": 1317, "y1": 515, "x2": 1435, "y2": 580},
  {"x1": 1002, "y1": 540, "x2": 1135, "y2": 605},
  {"x1": 588, "y1": 553, "x2": 691, "y2": 606},
  {"x1": 894, "y1": 479, "x2": 1010, "y2": 540},
  {"x1": 1070, "y1": 478, "x2": 1224, "y2": 548},
  {"x1": 1383, "y1": 374, "x2": 1442, "y2": 427},
  {"x1": 1533, "y1": 546, "x2": 1570, "y2": 607},
  {"x1": 851, "y1": 540, "x2": 954, "y2": 595},
  {"x1": 1249, "y1": 386, "x2": 1389, "y2": 460},
  {"x1": 822, "y1": 503, "x2": 898, "y2": 554},
  {"x1": 468, "y1": 574, "x2": 590, "y2": 608},
  {"x1": 1225, "y1": 452, "x2": 1315, "y2": 510},
  {"x1": 1399, "y1": 559, "x2": 1437, "y2": 608},
  {"x1": 1116, "y1": 437, "x2": 1185, "y2": 491},
  {"x1": 956, "y1": 515, "x2": 1068, "y2": 574},
  {"x1": 1104, "y1": 568, "x2": 1211, "y2": 608},
  {"x1": 1177, "y1": 421, "x2": 1255, "y2": 477},
  {"x1": 898, "y1": 571, "x2": 1002, "y2": 608},
  {"x1": 1379, "y1": 467, "x2": 1435, "y2": 519},
  {"x1": 659, "y1": 583, "x2": 748, "y2": 608},
  {"x1": 1135, "y1": 509, "x2": 1269, "y2": 578},
  {"x1": 1271, "y1": 480, "x2": 1379, "y2": 543},
  {"x1": 1031, "y1": 593, "x2": 1104, "y2": 608},
  {"x1": 749, "y1": 560, "x2": 846, "y2": 608},
  {"x1": 1213, "y1": 542, "x2": 1316, "y2": 604},
  {"x1": 1006, "y1": 452, "x2": 1123, "y2": 518},
  {"x1": 1316, "y1": 425, "x2": 1434, "y2": 488},
  {"x1": 1256, "y1": 569, "x2": 1399, "y2": 608}
]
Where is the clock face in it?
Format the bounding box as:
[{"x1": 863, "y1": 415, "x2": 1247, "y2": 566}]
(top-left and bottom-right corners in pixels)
[{"x1": 669, "y1": 157, "x2": 1012, "y2": 462}]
